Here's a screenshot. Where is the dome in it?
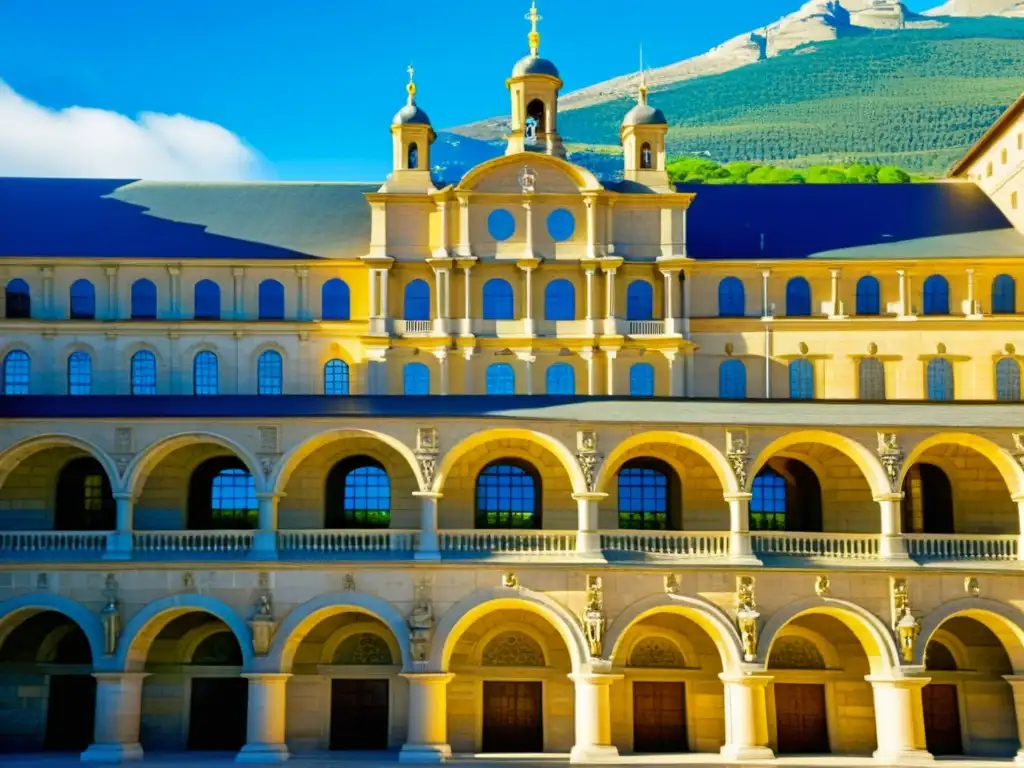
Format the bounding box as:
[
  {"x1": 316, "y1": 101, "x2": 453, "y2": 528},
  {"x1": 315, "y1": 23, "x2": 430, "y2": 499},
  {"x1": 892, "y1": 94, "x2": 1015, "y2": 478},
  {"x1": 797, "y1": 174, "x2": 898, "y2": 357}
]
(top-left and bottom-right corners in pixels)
[
  {"x1": 512, "y1": 55, "x2": 560, "y2": 79},
  {"x1": 622, "y1": 102, "x2": 667, "y2": 127},
  {"x1": 392, "y1": 101, "x2": 432, "y2": 127}
]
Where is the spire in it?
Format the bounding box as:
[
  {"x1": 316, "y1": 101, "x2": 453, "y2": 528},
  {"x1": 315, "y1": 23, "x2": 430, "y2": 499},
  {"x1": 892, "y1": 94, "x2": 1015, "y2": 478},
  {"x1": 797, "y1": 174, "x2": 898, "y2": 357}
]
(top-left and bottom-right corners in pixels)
[
  {"x1": 638, "y1": 45, "x2": 648, "y2": 105},
  {"x1": 526, "y1": 1, "x2": 542, "y2": 57},
  {"x1": 406, "y1": 64, "x2": 417, "y2": 104}
]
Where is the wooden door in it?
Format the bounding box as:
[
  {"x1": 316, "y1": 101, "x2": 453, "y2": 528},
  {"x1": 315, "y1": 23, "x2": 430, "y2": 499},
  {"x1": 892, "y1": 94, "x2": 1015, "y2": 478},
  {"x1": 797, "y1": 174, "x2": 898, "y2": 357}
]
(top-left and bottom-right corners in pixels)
[
  {"x1": 923, "y1": 684, "x2": 963, "y2": 755},
  {"x1": 330, "y1": 679, "x2": 390, "y2": 750},
  {"x1": 633, "y1": 682, "x2": 688, "y2": 753},
  {"x1": 44, "y1": 675, "x2": 96, "y2": 751},
  {"x1": 482, "y1": 681, "x2": 543, "y2": 753},
  {"x1": 188, "y1": 678, "x2": 247, "y2": 751},
  {"x1": 775, "y1": 683, "x2": 828, "y2": 754}
]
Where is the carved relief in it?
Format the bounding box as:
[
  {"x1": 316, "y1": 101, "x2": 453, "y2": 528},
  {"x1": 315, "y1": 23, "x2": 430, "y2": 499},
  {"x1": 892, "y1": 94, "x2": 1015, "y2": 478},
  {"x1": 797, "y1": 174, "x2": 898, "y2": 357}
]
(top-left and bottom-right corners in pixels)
[
  {"x1": 629, "y1": 637, "x2": 684, "y2": 668},
  {"x1": 964, "y1": 576, "x2": 980, "y2": 598},
  {"x1": 664, "y1": 574, "x2": 681, "y2": 595},
  {"x1": 115, "y1": 427, "x2": 134, "y2": 453},
  {"x1": 250, "y1": 582, "x2": 276, "y2": 657},
  {"x1": 768, "y1": 636, "x2": 826, "y2": 670},
  {"x1": 257, "y1": 426, "x2": 279, "y2": 453},
  {"x1": 502, "y1": 572, "x2": 519, "y2": 589},
  {"x1": 736, "y1": 576, "x2": 759, "y2": 662},
  {"x1": 342, "y1": 573, "x2": 356, "y2": 592},
  {"x1": 582, "y1": 575, "x2": 605, "y2": 659},
  {"x1": 259, "y1": 457, "x2": 276, "y2": 480},
  {"x1": 415, "y1": 427, "x2": 440, "y2": 491},
  {"x1": 814, "y1": 575, "x2": 831, "y2": 598},
  {"x1": 877, "y1": 432, "x2": 904, "y2": 493},
  {"x1": 408, "y1": 578, "x2": 434, "y2": 663},
  {"x1": 482, "y1": 631, "x2": 545, "y2": 667},
  {"x1": 726, "y1": 430, "x2": 750, "y2": 489},
  {"x1": 575, "y1": 429, "x2": 601, "y2": 493},
  {"x1": 100, "y1": 573, "x2": 121, "y2": 657},
  {"x1": 1013, "y1": 433, "x2": 1024, "y2": 471},
  {"x1": 334, "y1": 633, "x2": 393, "y2": 665}
]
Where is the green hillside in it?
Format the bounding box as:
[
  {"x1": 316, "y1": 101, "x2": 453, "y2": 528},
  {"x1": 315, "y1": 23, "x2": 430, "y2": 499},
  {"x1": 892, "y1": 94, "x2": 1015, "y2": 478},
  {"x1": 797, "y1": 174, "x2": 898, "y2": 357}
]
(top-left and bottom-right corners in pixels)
[{"x1": 556, "y1": 18, "x2": 1024, "y2": 175}]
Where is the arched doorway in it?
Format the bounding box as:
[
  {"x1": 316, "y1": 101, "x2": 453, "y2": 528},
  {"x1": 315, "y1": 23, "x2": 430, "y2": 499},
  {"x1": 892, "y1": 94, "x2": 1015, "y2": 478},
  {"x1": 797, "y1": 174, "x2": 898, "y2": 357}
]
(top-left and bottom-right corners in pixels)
[
  {"x1": 0, "y1": 611, "x2": 95, "y2": 753},
  {"x1": 922, "y1": 639, "x2": 963, "y2": 756},
  {"x1": 751, "y1": 459, "x2": 822, "y2": 532},
  {"x1": 902, "y1": 464, "x2": 954, "y2": 534}
]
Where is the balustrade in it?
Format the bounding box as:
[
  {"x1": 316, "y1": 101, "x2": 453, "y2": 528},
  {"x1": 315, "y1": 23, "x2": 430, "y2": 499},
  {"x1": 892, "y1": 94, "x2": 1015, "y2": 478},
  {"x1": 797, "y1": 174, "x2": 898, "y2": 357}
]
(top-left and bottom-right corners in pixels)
[
  {"x1": 133, "y1": 530, "x2": 254, "y2": 555},
  {"x1": 601, "y1": 530, "x2": 730, "y2": 557},
  {"x1": 398, "y1": 319, "x2": 433, "y2": 335},
  {"x1": 751, "y1": 531, "x2": 881, "y2": 559},
  {"x1": 439, "y1": 529, "x2": 576, "y2": 554},
  {"x1": 0, "y1": 530, "x2": 107, "y2": 555},
  {"x1": 904, "y1": 533, "x2": 1019, "y2": 561},
  {"x1": 278, "y1": 529, "x2": 416, "y2": 554},
  {"x1": 627, "y1": 319, "x2": 666, "y2": 336}
]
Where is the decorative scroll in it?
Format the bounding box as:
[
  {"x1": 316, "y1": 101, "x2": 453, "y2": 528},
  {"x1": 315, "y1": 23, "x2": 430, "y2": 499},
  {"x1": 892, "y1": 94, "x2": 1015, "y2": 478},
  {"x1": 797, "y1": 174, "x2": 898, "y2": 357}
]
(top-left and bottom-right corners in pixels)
[
  {"x1": 482, "y1": 631, "x2": 545, "y2": 667},
  {"x1": 415, "y1": 427, "x2": 440, "y2": 491}
]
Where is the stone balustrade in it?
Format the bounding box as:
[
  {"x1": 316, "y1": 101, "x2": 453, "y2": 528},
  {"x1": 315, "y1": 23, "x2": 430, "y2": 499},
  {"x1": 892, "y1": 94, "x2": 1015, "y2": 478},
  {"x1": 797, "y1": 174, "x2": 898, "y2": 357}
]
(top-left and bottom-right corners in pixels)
[
  {"x1": 0, "y1": 530, "x2": 108, "y2": 556},
  {"x1": 751, "y1": 531, "x2": 882, "y2": 559},
  {"x1": 132, "y1": 530, "x2": 254, "y2": 555},
  {"x1": 277, "y1": 529, "x2": 417, "y2": 554},
  {"x1": 600, "y1": 530, "x2": 729, "y2": 558},
  {"x1": 438, "y1": 529, "x2": 577, "y2": 555},
  {"x1": 904, "y1": 533, "x2": 1020, "y2": 561}
]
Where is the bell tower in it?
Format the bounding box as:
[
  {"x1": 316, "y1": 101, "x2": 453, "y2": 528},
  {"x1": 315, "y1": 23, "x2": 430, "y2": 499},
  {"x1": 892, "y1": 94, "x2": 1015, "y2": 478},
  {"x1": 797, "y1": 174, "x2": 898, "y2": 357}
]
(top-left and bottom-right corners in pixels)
[
  {"x1": 620, "y1": 55, "x2": 670, "y2": 191},
  {"x1": 506, "y1": 2, "x2": 565, "y2": 158},
  {"x1": 384, "y1": 66, "x2": 436, "y2": 193}
]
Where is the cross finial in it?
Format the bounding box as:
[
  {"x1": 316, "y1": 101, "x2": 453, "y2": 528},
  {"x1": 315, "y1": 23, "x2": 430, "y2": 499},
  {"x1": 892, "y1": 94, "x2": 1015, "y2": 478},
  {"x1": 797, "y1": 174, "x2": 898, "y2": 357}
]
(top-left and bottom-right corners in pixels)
[
  {"x1": 526, "y1": 1, "x2": 542, "y2": 56},
  {"x1": 638, "y1": 44, "x2": 648, "y2": 105},
  {"x1": 406, "y1": 64, "x2": 416, "y2": 102}
]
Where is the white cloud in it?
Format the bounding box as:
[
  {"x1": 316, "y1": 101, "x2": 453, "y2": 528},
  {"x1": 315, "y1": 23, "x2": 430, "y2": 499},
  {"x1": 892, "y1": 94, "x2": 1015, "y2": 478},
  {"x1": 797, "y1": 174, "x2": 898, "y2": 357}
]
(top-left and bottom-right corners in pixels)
[{"x1": 0, "y1": 80, "x2": 263, "y2": 180}]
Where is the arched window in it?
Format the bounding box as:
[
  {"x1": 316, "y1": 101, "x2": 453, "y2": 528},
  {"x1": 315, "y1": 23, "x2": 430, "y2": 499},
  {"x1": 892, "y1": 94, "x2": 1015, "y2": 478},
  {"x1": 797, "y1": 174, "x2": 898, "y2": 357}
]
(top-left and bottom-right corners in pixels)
[
  {"x1": 626, "y1": 280, "x2": 654, "y2": 321},
  {"x1": 67, "y1": 351, "x2": 92, "y2": 396},
  {"x1": 526, "y1": 98, "x2": 546, "y2": 136},
  {"x1": 475, "y1": 460, "x2": 541, "y2": 529},
  {"x1": 902, "y1": 463, "x2": 953, "y2": 534},
  {"x1": 923, "y1": 275, "x2": 950, "y2": 315},
  {"x1": 483, "y1": 279, "x2": 515, "y2": 320},
  {"x1": 69, "y1": 280, "x2": 95, "y2": 319},
  {"x1": 188, "y1": 458, "x2": 257, "y2": 530},
  {"x1": 407, "y1": 142, "x2": 419, "y2": 170},
  {"x1": 257, "y1": 350, "x2": 283, "y2": 395},
  {"x1": 719, "y1": 359, "x2": 747, "y2": 399},
  {"x1": 788, "y1": 359, "x2": 814, "y2": 399},
  {"x1": 996, "y1": 357, "x2": 1020, "y2": 401},
  {"x1": 630, "y1": 362, "x2": 655, "y2": 397},
  {"x1": 855, "y1": 276, "x2": 881, "y2": 316},
  {"x1": 618, "y1": 458, "x2": 680, "y2": 530},
  {"x1": 130, "y1": 279, "x2": 157, "y2": 319},
  {"x1": 992, "y1": 274, "x2": 1016, "y2": 314},
  {"x1": 486, "y1": 363, "x2": 515, "y2": 395},
  {"x1": 324, "y1": 359, "x2": 350, "y2": 395},
  {"x1": 193, "y1": 351, "x2": 219, "y2": 395},
  {"x1": 130, "y1": 351, "x2": 156, "y2": 395},
  {"x1": 926, "y1": 358, "x2": 953, "y2": 401},
  {"x1": 55, "y1": 458, "x2": 114, "y2": 530},
  {"x1": 258, "y1": 280, "x2": 285, "y2": 320},
  {"x1": 750, "y1": 459, "x2": 822, "y2": 532},
  {"x1": 544, "y1": 279, "x2": 575, "y2": 321},
  {"x1": 546, "y1": 363, "x2": 575, "y2": 395},
  {"x1": 858, "y1": 357, "x2": 886, "y2": 400},
  {"x1": 194, "y1": 279, "x2": 221, "y2": 320},
  {"x1": 640, "y1": 142, "x2": 653, "y2": 170},
  {"x1": 322, "y1": 278, "x2": 351, "y2": 321},
  {"x1": 751, "y1": 468, "x2": 786, "y2": 530},
  {"x1": 325, "y1": 457, "x2": 391, "y2": 529},
  {"x1": 404, "y1": 279, "x2": 430, "y2": 321},
  {"x1": 404, "y1": 362, "x2": 430, "y2": 395},
  {"x1": 718, "y1": 277, "x2": 745, "y2": 318},
  {"x1": 3, "y1": 350, "x2": 30, "y2": 394},
  {"x1": 4, "y1": 278, "x2": 30, "y2": 319},
  {"x1": 785, "y1": 277, "x2": 811, "y2": 317}
]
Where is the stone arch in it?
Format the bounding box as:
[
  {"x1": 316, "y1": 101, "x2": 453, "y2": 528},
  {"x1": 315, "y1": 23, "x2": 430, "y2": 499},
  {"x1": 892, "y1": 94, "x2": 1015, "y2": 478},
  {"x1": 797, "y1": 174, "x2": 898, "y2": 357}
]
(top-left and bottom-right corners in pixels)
[
  {"x1": 273, "y1": 428, "x2": 423, "y2": 495},
  {"x1": 319, "y1": 620, "x2": 402, "y2": 666},
  {"x1": 0, "y1": 593, "x2": 105, "y2": 664},
  {"x1": 901, "y1": 433, "x2": 1024, "y2": 499},
  {"x1": 472, "y1": 624, "x2": 551, "y2": 667},
  {"x1": 0, "y1": 433, "x2": 119, "y2": 492},
  {"x1": 457, "y1": 152, "x2": 602, "y2": 193},
  {"x1": 595, "y1": 430, "x2": 738, "y2": 496},
  {"x1": 115, "y1": 594, "x2": 254, "y2": 672},
  {"x1": 622, "y1": 630, "x2": 694, "y2": 668},
  {"x1": 264, "y1": 591, "x2": 412, "y2": 672},
  {"x1": 604, "y1": 593, "x2": 745, "y2": 676},
  {"x1": 125, "y1": 431, "x2": 264, "y2": 497},
  {"x1": 433, "y1": 428, "x2": 586, "y2": 495},
  {"x1": 749, "y1": 430, "x2": 889, "y2": 499},
  {"x1": 914, "y1": 598, "x2": 1024, "y2": 672},
  {"x1": 758, "y1": 597, "x2": 901, "y2": 677},
  {"x1": 430, "y1": 587, "x2": 588, "y2": 673}
]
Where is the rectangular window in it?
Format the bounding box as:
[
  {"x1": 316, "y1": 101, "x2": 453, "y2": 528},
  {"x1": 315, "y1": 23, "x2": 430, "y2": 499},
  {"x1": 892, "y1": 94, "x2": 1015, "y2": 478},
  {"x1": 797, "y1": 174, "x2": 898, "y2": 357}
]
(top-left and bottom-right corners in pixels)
[
  {"x1": 987, "y1": 162, "x2": 994, "y2": 178},
  {"x1": 1013, "y1": 191, "x2": 1019, "y2": 210},
  {"x1": 1002, "y1": 148, "x2": 1009, "y2": 165}
]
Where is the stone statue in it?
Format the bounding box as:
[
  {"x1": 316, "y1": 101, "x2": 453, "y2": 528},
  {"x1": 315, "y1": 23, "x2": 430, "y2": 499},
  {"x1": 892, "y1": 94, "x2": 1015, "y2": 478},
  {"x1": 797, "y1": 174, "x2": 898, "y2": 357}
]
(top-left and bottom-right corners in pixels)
[
  {"x1": 502, "y1": 572, "x2": 519, "y2": 589},
  {"x1": 250, "y1": 589, "x2": 276, "y2": 657},
  {"x1": 100, "y1": 574, "x2": 120, "y2": 657},
  {"x1": 814, "y1": 574, "x2": 831, "y2": 598},
  {"x1": 664, "y1": 574, "x2": 681, "y2": 595},
  {"x1": 726, "y1": 432, "x2": 750, "y2": 489},
  {"x1": 582, "y1": 576, "x2": 605, "y2": 659},
  {"x1": 964, "y1": 576, "x2": 980, "y2": 598},
  {"x1": 735, "y1": 576, "x2": 759, "y2": 662},
  {"x1": 408, "y1": 580, "x2": 434, "y2": 663},
  {"x1": 876, "y1": 432, "x2": 903, "y2": 492}
]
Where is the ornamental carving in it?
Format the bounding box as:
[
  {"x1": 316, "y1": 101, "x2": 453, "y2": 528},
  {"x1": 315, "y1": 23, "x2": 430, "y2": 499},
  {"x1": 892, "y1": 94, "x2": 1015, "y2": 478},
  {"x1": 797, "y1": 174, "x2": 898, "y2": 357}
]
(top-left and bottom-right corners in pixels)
[
  {"x1": 257, "y1": 426, "x2": 279, "y2": 453},
  {"x1": 502, "y1": 572, "x2": 519, "y2": 589},
  {"x1": 115, "y1": 427, "x2": 134, "y2": 453},
  {"x1": 259, "y1": 457, "x2": 276, "y2": 479},
  {"x1": 664, "y1": 574, "x2": 681, "y2": 595},
  {"x1": 575, "y1": 430, "x2": 601, "y2": 492},
  {"x1": 334, "y1": 633, "x2": 393, "y2": 665},
  {"x1": 415, "y1": 427, "x2": 440, "y2": 491},
  {"x1": 100, "y1": 573, "x2": 120, "y2": 657},
  {"x1": 892, "y1": 578, "x2": 920, "y2": 662},
  {"x1": 408, "y1": 578, "x2": 434, "y2": 663},
  {"x1": 814, "y1": 574, "x2": 831, "y2": 598},
  {"x1": 736, "y1": 576, "x2": 759, "y2": 662},
  {"x1": 1013, "y1": 433, "x2": 1024, "y2": 471},
  {"x1": 250, "y1": 584, "x2": 276, "y2": 657},
  {"x1": 582, "y1": 575, "x2": 605, "y2": 659},
  {"x1": 768, "y1": 636, "x2": 826, "y2": 670},
  {"x1": 482, "y1": 631, "x2": 545, "y2": 667},
  {"x1": 964, "y1": 576, "x2": 980, "y2": 598},
  {"x1": 726, "y1": 430, "x2": 749, "y2": 489},
  {"x1": 629, "y1": 638, "x2": 684, "y2": 668},
  {"x1": 877, "y1": 432, "x2": 903, "y2": 493},
  {"x1": 115, "y1": 456, "x2": 132, "y2": 478}
]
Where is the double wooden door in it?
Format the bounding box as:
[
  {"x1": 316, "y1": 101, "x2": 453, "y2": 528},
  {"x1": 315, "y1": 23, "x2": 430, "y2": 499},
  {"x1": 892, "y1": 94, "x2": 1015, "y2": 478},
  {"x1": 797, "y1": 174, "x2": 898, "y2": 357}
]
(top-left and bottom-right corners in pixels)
[
  {"x1": 774, "y1": 683, "x2": 829, "y2": 754},
  {"x1": 44, "y1": 675, "x2": 96, "y2": 751},
  {"x1": 922, "y1": 684, "x2": 963, "y2": 755},
  {"x1": 188, "y1": 678, "x2": 248, "y2": 751},
  {"x1": 330, "y1": 679, "x2": 390, "y2": 750},
  {"x1": 482, "y1": 681, "x2": 543, "y2": 753},
  {"x1": 633, "y1": 682, "x2": 688, "y2": 753}
]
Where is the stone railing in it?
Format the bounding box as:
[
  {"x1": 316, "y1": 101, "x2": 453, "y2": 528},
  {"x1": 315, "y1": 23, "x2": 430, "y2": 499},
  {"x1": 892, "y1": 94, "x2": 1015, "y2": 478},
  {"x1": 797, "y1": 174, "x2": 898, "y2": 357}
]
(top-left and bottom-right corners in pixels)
[
  {"x1": 439, "y1": 529, "x2": 577, "y2": 555},
  {"x1": 278, "y1": 529, "x2": 416, "y2": 554},
  {"x1": 628, "y1": 320, "x2": 666, "y2": 336},
  {"x1": 601, "y1": 531, "x2": 730, "y2": 558},
  {"x1": 904, "y1": 533, "x2": 1020, "y2": 561},
  {"x1": 0, "y1": 530, "x2": 107, "y2": 556},
  {"x1": 397, "y1": 319, "x2": 433, "y2": 336},
  {"x1": 132, "y1": 530, "x2": 254, "y2": 555},
  {"x1": 752, "y1": 531, "x2": 881, "y2": 559}
]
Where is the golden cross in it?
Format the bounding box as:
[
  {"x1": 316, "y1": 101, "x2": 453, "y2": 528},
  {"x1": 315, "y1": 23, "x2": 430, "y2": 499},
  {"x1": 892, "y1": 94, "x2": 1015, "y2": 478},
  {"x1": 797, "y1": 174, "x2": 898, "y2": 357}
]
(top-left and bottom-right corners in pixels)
[
  {"x1": 406, "y1": 64, "x2": 416, "y2": 99},
  {"x1": 526, "y1": 1, "x2": 542, "y2": 55}
]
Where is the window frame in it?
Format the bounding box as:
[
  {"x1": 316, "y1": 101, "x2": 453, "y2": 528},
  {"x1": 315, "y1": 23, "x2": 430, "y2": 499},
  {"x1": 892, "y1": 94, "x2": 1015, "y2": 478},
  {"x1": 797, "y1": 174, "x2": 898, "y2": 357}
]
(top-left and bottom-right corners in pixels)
[
  {"x1": 3, "y1": 350, "x2": 30, "y2": 395},
  {"x1": 257, "y1": 350, "x2": 284, "y2": 395},
  {"x1": 193, "y1": 351, "x2": 219, "y2": 396},
  {"x1": 67, "y1": 351, "x2": 92, "y2": 396},
  {"x1": 474, "y1": 459, "x2": 542, "y2": 530},
  {"x1": 130, "y1": 350, "x2": 157, "y2": 395}
]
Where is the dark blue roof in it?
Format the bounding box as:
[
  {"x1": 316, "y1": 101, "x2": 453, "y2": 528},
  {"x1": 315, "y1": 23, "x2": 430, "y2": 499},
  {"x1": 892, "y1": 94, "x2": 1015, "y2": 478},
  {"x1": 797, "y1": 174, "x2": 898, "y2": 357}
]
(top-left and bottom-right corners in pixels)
[{"x1": 670, "y1": 181, "x2": 1017, "y2": 260}]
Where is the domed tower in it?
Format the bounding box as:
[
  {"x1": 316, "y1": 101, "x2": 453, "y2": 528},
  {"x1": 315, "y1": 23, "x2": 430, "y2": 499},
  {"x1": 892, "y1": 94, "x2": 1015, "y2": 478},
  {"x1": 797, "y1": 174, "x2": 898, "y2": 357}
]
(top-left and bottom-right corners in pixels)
[
  {"x1": 505, "y1": 2, "x2": 566, "y2": 158},
  {"x1": 385, "y1": 66, "x2": 436, "y2": 193},
  {"x1": 620, "y1": 62, "x2": 670, "y2": 190}
]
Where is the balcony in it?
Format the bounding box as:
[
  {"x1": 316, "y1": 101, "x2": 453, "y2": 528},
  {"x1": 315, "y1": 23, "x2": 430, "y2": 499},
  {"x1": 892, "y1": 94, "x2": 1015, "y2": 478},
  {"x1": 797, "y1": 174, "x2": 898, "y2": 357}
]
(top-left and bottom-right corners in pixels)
[{"x1": 751, "y1": 531, "x2": 881, "y2": 560}]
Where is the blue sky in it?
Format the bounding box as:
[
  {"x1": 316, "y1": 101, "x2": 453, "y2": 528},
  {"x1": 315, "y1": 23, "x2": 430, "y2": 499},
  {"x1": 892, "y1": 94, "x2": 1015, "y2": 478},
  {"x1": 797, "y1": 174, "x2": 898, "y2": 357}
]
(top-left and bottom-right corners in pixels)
[{"x1": 0, "y1": 0, "x2": 938, "y2": 181}]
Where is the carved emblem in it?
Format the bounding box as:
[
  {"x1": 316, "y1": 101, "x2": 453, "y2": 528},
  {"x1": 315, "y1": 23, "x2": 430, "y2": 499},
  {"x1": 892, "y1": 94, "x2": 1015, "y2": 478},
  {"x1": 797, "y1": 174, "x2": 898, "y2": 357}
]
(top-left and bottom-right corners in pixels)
[
  {"x1": 502, "y1": 572, "x2": 519, "y2": 589},
  {"x1": 518, "y1": 165, "x2": 537, "y2": 193},
  {"x1": 259, "y1": 457, "x2": 275, "y2": 479},
  {"x1": 342, "y1": 573, "x2": 357, "y2": 592},
  {"x1": 250, "y1": 585, "x2": 276, "y2": 657},
  {"x1": 115, "y1": 456, "x2": 131, "y2": 478},
  {"x1": 182, "y1": 572, "x2": 195, "y2": 590},
  {"x1": 814, "y1": 574, "x2": 831, "y2": 598},
  {"x1": 664, "y1": 573, "x2": 681, "y2": 595},
  {"x1": 408, "y1": 578, "x2": 434, "y2": 663},
  {"x1": 964, "y1": 576, "x2": 980, "y2": 598},
  {"x1": 36, "y1": 573, "x2": 48, "y2": 590},
  {"x1": 582, "y1": 575, "x2": 605, "y2": 659},
  {"x1": 736, "y1": 576, "x2": 759, "y2": 662},
  {"x1": 877, "y1": 432, "x2": 904, "y2": 493},
  {"x1": 726, "y1": 431, "x2": 750, "y2": 489},
  {"x1": 575, "y1": 430, "x2": 602, "y2": 493},
  {"x1": 892, "y1": 578, "x2": 919, "y2": 662},
  {"x1": 115, "y1": 427, "x2": 133, "y2": 453},
  {"x1": 258, "y1": 426, "x2": 279, "y2": 453},
  {"x1": 100, "y1": 573, "x2": 121, "y2": 656},
  {"x1": 415, "y1": 427, "x2": 440, "y2": 491}
]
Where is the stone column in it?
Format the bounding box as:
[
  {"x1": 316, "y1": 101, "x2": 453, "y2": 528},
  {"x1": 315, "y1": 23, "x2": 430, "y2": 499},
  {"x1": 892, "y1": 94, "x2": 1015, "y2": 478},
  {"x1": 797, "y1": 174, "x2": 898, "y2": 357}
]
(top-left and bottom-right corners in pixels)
[
  {"x1": 399, "y1": 673, "x2": 454, "y2": 763},
  {"x1": 897, "y1": 269, "x2": 908, "y2": 317},
  {"x1": 604, "y1": 269, "x2": 616, "y2": 319},
  {"x1": 761, "y1": 270, "x2": 771, "y2": 319},
  {"x1": 1014, "y1": 496, "x2": 1024, "y2": 561},
  {"x1": 522, "y1": 199, "x2": 535, "y2": 260},
  {"x1": 81, "y1": 672, "x2": 149, "y2": 763},
  {"x1": 434, "y1": 199, "x2": 450, "y2": 258},
  {"x1": 724, "y1": 492, "x2": 753, "y2": 560},
  {"x1": 584, "y1": 196, "x2": 598, "y2": 259},
  {"x1": 434, "y1": 348, "x2": 449, "y2": 395},
  {"x1": 236, "y1": 673, "x2": 291, "y2": 763},
  {"x1": 413, "y1": 492, "x2": 442, "y2": 560},
  {"x1": 515, "y1": 352, "x2": 535, "y2": 395},
  {"x1": 605, "y1": 350, "x2": 617, "y2": 395},
  {"x1": 573, "y1": 492, "x2": 605, "y2": 558},
  {"x1": 966, "y1": 268, "x2": 976, "y2": 316},
  {"x1": 105, "y1": 266, "x2": 119, "y2": 320},
  {"x1": 368, "y1": 269, "x2": 378, "y2": 318},
  {"x1": 584, "y1": 268, "x2": 595, "y2": 320},
  {"x1": 104, "y1": 494, "x2": 135, "y2": 560},
  {"x1": 1002, "y1": 675, "x2": 1024, "y2": 763},
  {"x1": 580, "y1": 348, "x2": 595, "y2": 395},
  {"x1": 661, "y1": 269, "x2": 681, "y2": 334},
  {"x1": 232, "y1": 267, "x2": 245, "y2": 320},
  {"x1": 568, "y1": 673, "x2": 621, "y2": 763},
  {"x1": 868, "y1": 676, "x2": 932, "y2": 763},
  {"x1": 462, "y1": 348, "x2": 474, "y2": 394},
  {"x1": 40, "y1": 266, "x2": 54, "y2": 318},
  {"x1": 254, "y1": 493, "x2": 280, "y2": 559},
  {"x1": 166, "y1": 265, "x2": 180, "y2": 319},
  {"x1": 460, "y1": 262, "x2": 474, "y2": 337},
  {"x1": 719, "y1": 674, "x2": 774, "y2": 760},
  {"x1": 295, "y1": 267, "x2": 309, "y2": 320},
  {"x1": 456, "y1": 195, "x2": 471, "y2": 258},
  {"x1": 519, "y1": 264, "x2": 535, "y2": 336},
  {"x1": 829, "y1": 268, "x2": 841, "y2": 317},
  {"x1": 662, "y1": 350, "x2": 682, "y2": 397},
  {"x1": 877, "y1": 493, "x2": 909, "y2": 560},
  {"x1": 379, "y1": 269, "x2": 390, "y2": 320}
]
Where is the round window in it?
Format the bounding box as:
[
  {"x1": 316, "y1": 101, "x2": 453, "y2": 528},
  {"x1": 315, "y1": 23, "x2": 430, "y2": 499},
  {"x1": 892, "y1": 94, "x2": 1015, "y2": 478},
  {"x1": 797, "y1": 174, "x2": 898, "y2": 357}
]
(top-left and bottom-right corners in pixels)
[
  {"x1": 547, "y1": 208, "x2": 575, "y2": 242},
  {"x1": 487, "y1": 209, "x2": 516, "y2": 242}
]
